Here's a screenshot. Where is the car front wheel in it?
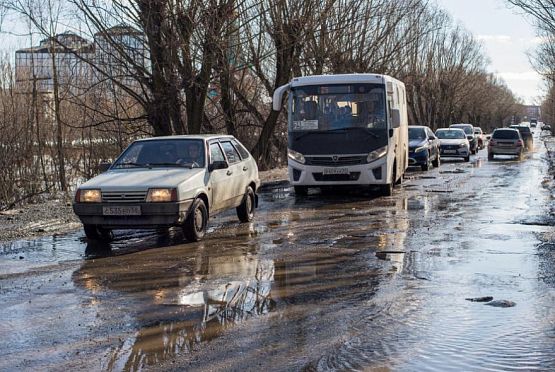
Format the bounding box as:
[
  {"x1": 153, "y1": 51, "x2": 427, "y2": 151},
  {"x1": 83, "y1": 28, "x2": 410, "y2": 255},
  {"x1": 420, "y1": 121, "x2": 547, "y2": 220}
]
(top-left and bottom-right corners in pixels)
[
  {"x1": 183, "y1": 198, "x2": 208, "y2": 242},
  {"x1": 237, "y1": 186, "x2": 255, "y2": 223},
  {"x1": 432, "y1": 153, "x2": 440, "y2": 167}
]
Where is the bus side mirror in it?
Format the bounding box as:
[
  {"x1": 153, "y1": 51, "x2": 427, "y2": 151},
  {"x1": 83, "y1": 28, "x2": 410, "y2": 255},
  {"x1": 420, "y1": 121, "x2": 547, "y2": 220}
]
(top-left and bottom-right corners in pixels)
[
  {"x1": 391, "y1": 109, "x2": 401, "y2": 128},
  {"x1": 272, "y1": 83, "x2": 291, "y2": 111}
]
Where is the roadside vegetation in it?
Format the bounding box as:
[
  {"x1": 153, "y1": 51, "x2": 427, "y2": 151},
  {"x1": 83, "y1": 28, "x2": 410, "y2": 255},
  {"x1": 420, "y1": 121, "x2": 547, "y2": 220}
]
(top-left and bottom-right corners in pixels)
[{"x1": 0, "y1": 0, "x2": 526, "y2": 210}]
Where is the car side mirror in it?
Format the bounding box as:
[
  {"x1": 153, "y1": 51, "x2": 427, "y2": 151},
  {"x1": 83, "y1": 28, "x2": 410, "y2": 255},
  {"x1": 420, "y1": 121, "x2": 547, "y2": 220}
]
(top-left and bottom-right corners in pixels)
[
  {"x1": 98, "y1": 162, "x2": 112, "y2": 173},
  {"x1": 209, "y1": 160, "x2": 228, "y2": 172},
  {"x1": 391, "y1": 109, "x2": 401, "y2": 128}
]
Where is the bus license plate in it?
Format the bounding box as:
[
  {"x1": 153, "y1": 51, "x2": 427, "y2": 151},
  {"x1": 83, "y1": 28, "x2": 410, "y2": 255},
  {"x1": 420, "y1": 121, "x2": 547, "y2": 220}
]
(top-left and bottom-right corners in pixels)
[
  {"x1": 323, "y1": 167, "x2": 349, "y2": 175},
  {"x1": 103, "y1": 206, "x2": 141, "y2": 216}
]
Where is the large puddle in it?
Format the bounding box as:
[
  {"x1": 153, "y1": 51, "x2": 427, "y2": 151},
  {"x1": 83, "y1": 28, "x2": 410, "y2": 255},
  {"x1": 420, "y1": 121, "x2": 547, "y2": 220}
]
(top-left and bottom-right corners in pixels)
[{"x1": 1, "y1": 132, "x2": 555, "y2": 370}]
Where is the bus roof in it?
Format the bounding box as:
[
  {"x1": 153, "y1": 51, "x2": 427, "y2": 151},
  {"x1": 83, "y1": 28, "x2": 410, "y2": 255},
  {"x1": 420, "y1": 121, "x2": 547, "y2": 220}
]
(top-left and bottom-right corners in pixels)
[{"x1": 290, "y1": 74, "x2": 403, "y2": 88}]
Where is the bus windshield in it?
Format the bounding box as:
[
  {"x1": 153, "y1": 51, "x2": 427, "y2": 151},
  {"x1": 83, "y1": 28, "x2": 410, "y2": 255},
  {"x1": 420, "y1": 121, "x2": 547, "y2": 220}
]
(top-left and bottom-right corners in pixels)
[{"x1": 290, "y1": 84, "x2": 387, "y2": 132}]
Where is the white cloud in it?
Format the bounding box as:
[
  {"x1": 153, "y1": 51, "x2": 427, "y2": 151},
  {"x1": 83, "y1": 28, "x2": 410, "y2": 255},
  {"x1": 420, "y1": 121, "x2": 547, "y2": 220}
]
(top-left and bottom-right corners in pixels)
[
  {"x1": 497, "y1": 71, "x2": 542, "y2": 81},
  {"x1": 476, "y1": 34, "x2": 512, "y2": 43}
]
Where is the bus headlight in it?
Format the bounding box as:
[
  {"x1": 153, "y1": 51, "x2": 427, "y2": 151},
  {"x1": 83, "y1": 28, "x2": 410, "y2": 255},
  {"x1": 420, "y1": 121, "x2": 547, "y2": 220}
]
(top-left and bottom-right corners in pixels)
[
  {"x1": 287, "y1": 148, "x2": 305, "y2": 164},
  {"x1": 367, "y1": 146, "x2": 388, "y2": 162}
]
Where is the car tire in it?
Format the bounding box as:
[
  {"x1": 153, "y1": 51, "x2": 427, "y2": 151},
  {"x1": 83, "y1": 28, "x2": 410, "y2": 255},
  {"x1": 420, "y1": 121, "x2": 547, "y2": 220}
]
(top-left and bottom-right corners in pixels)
[
  {"x1": 183, "y1": 198, "x2": 208, "y2": 242},
  {"x1": 294, "y1": 186, "x2": 308, "y2": 196},
  {"x1": 237, "y1": 186, "x2": 255, "y2": 223},
  {"x1": 464, "y1": 155, "x2": 470, "y2": 162},
  {"x1": 83, "y1": 224, "x2": 113, "y2": 241},
  {"x1": 432, "y1": 153, "x2": 440, "y2": 167}
]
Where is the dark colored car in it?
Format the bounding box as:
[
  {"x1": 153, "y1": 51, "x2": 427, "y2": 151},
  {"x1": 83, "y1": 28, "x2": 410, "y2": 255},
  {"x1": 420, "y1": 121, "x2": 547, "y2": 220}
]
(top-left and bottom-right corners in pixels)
[
  {"x1": 408, "y1": 125, "x2": 440, "y2": 171},
  {"x1": 488, "y1": 128, "x2": 524, "y2": 160},
  {"x1": 509, "y1": 125, "x2": 533, "y2": 150},
  {"x1": 450, "y1": 123, "x2": 478, "y2": 154}
]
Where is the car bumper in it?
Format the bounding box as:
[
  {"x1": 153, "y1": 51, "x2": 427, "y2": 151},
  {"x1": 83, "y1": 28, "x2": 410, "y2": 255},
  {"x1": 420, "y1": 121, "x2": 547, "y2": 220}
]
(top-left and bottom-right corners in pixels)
[
  {"x1": 408, "y1": 150, "x2": 428, "y2": 165},
  {"x1": 489, "y1": 146, "x2": 522, "y2": 155},
  {"x1": 73, "y1": 200, "x2": 194, "y2": 228},
  {"x1": 440, "y1": 147, "x2": 469, "y2": 158}
]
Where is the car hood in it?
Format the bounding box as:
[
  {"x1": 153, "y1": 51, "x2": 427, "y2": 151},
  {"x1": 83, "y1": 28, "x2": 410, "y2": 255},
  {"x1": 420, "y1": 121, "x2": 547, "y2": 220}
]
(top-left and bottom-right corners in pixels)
[
  {"x1": 78, "y1": 168, "x2": 205, "y2": 191},
  {"x1": 439, "y1": 139, "x2": 467, "y2": 146},
  {"x1": 409, "y1": 139, "x2": 426, "y2": 148}
]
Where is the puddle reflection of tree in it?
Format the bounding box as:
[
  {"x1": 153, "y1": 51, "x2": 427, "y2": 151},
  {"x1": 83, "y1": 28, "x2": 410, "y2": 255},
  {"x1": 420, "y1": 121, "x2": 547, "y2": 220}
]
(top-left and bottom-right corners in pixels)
[{"x1": 73, "y1": 242, "x2": 275, "y2": 370}]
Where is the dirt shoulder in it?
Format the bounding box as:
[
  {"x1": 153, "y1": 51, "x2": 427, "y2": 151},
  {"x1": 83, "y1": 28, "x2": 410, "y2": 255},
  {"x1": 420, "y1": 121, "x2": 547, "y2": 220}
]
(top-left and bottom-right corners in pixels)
[{"x1": 0, "y1": 167, "x2": 288, "y2": 244}]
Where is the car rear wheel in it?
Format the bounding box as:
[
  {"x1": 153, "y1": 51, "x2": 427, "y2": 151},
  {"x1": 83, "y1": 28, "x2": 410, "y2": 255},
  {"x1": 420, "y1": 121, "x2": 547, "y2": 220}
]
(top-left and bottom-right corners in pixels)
[
  {"x1": 83, "y1": 224, "x2": 113, "y2": 241},
  {"x1": 237, "y1": 186, "x2": 255, "y2": 223},
  {"x1": 183, "y1": 198, "x2": 208, "y2": 242}
]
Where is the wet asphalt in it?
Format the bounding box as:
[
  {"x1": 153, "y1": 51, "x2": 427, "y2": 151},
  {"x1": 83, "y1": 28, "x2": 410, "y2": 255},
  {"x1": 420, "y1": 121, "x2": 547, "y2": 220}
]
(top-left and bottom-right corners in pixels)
[{"x1": 1, "y1": 131, "x2": 555, "y2": 371}]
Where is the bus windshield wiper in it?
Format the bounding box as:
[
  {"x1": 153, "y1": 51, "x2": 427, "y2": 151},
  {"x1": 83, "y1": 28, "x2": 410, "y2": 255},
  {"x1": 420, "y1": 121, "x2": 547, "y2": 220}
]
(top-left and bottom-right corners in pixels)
[{"x1": 326, "y1": 127, "x2": 380, "y2": 138}]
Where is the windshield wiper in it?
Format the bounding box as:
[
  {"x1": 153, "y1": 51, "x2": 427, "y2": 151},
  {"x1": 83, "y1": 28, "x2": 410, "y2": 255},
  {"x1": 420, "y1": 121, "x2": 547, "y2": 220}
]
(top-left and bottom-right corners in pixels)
[
  {"x1": 294, "y1": 126, "x2": 380, "y2": 140},
  {"x1": 147, "y1": 162, "x2": 192, "y2": 168},
  {"x1": 113, "y1": 162, "x2": 146, "y2": 168}
]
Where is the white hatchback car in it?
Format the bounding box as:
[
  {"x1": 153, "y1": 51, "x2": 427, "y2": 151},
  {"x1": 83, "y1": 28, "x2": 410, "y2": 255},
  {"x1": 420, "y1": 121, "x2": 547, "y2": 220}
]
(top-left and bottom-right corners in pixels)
[{"x1": 73, "y1": 135, "x2": 260, "y2": 242}]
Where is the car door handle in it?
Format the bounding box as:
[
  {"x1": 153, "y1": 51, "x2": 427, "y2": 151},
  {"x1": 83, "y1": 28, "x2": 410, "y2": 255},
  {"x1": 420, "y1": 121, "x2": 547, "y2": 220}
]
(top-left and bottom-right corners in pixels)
[
  {"x1": 226, "y1": 170, "x2": 233, "y2": 176},
  {"x1": 243, "y1": 166, "x2": 248, "y2": 171}
]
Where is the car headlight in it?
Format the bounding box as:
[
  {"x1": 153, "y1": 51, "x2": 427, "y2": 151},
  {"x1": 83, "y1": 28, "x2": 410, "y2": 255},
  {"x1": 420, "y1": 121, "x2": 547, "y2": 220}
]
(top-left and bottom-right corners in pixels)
[
  {"x1": 414, "y1": 146, "x2": 426, "y2": 153},
  {"x1": 77, "y1": 189, "x2": 101, "y2": 203},
  {"x1": 459, "y1": 143, "x2": 467, "y2": 148},
  {"x1": 146, "y1": 188, "x2": 177, "y2": 202},
  {"x1": 367, "y1": 146, "x2": 388, "y2": 162},
  {"x1": 287, "y1": 148, "x2": 305, "y2": 164}
]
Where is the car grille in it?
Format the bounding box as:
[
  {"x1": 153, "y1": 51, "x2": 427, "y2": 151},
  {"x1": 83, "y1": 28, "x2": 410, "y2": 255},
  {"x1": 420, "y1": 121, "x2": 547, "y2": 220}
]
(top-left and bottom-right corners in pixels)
[
  {"x1": 305, "y1": 155, "x2": 366, "y2": 166},
  {"x1": 102, "y1": 191, "x2": 147, "y2": 203},
  {"x1": 312, "y1": 172, "x2": 361, "y2": 181}
]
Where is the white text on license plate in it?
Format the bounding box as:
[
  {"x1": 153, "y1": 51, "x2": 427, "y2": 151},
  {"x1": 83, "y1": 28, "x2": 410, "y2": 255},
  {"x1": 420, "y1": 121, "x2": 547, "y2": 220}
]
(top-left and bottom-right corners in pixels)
[
  {"x1": 323, "y1": 167, "x2": 349, "y2": 175},
  {"x1": 103, "y1": 206, "x2": 141, "y2": 216}
]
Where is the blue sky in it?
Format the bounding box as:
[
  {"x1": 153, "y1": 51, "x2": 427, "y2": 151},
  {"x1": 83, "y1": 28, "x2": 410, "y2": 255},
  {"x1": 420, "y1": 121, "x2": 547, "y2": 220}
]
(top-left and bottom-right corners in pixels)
[{"x1": 434, "y1": 0, "x2": 543, "y2": 105}]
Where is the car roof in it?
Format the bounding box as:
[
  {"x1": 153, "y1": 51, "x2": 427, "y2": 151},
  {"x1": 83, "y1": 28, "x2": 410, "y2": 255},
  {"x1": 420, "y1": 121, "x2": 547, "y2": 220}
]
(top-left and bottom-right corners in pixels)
[
  {"x1": 436, "y1": 128, "x2": 464, "y2": 131},
  {"x1": 450, "y1": 123, "x2": 473, "y2": 127},
  {"x1": 494, "y1": 128, "x2": 518, "y2": 132},
  {"x1": 409, "y1": 125, "x2": 428, "y2": 129},
  {"x1": 134, "y1": 134, "x2": 235, "y2": 142}
]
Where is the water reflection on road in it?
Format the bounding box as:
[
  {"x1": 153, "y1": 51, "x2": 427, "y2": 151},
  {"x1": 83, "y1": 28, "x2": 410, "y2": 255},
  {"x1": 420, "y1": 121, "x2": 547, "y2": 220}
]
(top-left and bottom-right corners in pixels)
[{"x1": 1, "y1": 133, "x2": 555, "y2": 371}]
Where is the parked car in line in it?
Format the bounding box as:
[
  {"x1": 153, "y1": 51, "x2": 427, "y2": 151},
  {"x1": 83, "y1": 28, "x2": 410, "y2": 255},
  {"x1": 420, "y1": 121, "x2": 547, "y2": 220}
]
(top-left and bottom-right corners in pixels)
[
  {"x1": 408, "y1": 125, "x2": 441, "y2": 171},
  {"x1": 488, "y1": 128, "x2": 524, "y2": 160},
  {"x1": 73, "y1": 135, "x2": 260, "y2": 242},
  {"x1": 450, "y1": 123, "x2": 478, "y2": 154},
  {"x1": 473, "y1": 127, "x2": 486, "y2": 149},
  {"x1": 509, "y1": 124, "x2": 533, "y2": 150},
  {"x1": 435, "y1": 128, "x2": 470, "y2": 162}
]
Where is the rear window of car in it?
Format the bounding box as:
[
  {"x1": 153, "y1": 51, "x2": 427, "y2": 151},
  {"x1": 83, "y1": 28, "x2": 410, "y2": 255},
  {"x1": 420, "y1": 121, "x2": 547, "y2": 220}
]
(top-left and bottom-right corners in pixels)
[
  {"x1": 232, "y1": 139, "x2": 250, "y2": 159},
  {"x1": 512, "y1": 126, "x2": 531, "y2": 134},
  {"x1": 492, "y1": 130, "x2": 519, "y2": 139}
]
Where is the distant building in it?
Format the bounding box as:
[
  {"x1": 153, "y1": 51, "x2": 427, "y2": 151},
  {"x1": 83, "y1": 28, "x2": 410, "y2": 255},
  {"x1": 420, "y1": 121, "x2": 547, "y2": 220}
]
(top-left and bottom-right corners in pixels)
[
  {"x1": 15, "y1": 26, "x2": 146, "y2": 94},
  {"x1": 94, "y1": 25, "x2": 146, "y2": 91},
  {"x1": 524, "y1": 105, "x2": 541, "y2": 121},
  {"x1": 15, "y1": 32, "x2": 94, "y2": 93}
]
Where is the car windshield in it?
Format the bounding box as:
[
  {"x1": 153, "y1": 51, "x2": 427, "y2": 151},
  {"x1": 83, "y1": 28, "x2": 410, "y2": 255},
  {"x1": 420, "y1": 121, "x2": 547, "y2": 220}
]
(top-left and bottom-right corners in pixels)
[
  {"x1": 492, "y1": 130, "x2": 519, "y2": 139},
  {"x1": 451, "y1": 125, "x2": 473, "y2": 135},
  {"x1": 436, "y1": 130, "x2": 466, "y2": 139},
  {"x1": 474, "y1": 129, "x2": 482, "y2": 134},
  {"x1": 113, "y1": 139, "x2": 206, "y2": 168},
  {"x1": 409, "y1": 127, "x2": 426, "y2": 140}
]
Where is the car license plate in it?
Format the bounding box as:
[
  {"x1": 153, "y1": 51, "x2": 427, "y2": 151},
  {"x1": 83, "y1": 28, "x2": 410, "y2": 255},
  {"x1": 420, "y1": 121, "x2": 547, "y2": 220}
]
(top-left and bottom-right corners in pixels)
[
  {"x1": 444, "y1": 150, "x2": 457, "y2": 154},
  {"x1": 102, "y1": 206, "x2": 141, "y2": 216},
  {"x1": 323, "y1": 167, "x2": 349, "y2": 175}
]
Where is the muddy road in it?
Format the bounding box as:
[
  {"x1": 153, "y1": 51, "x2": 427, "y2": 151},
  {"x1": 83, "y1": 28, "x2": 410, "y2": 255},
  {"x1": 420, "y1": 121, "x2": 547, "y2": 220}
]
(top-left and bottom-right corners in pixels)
[{"x1": 1, "y1": 132, "x2": 555, "y2": 371}]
